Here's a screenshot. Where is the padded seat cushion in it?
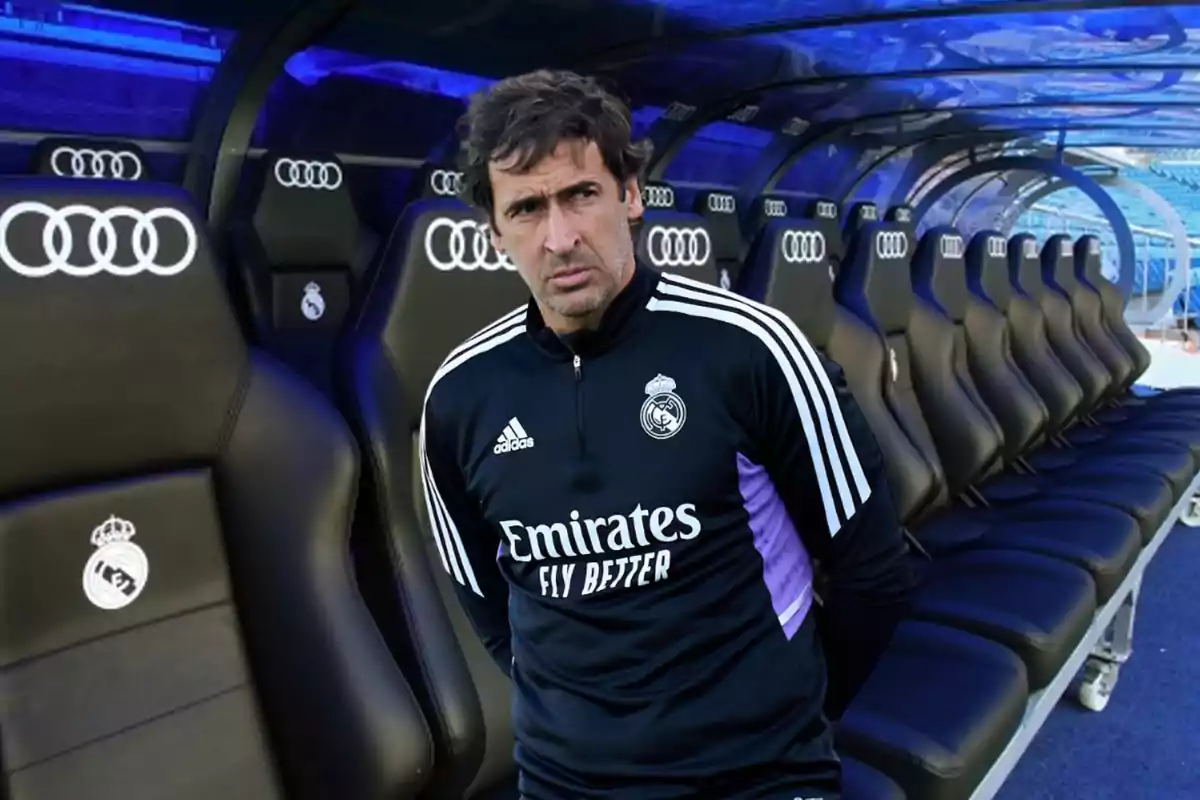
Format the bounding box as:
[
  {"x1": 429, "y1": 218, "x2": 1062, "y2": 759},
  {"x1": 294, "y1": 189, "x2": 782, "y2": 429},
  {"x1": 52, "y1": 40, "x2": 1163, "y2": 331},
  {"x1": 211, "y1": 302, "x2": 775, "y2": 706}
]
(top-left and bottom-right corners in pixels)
[
  {"x1": 917, "y1": 501, "x2": 1140, "y2": 601},
  {"x1": 1056, "y1": 438, "x2": 1196, "y2": 500},
  {"x1": 911, "y1": 549, "x2": 1095, "y2": 689},
  {"x1": 980, "y1": 469, "x2": 1173, "y2": 541},
  {"x1": 837, "y1": 621, "x2": 1027, "y2": 800}
]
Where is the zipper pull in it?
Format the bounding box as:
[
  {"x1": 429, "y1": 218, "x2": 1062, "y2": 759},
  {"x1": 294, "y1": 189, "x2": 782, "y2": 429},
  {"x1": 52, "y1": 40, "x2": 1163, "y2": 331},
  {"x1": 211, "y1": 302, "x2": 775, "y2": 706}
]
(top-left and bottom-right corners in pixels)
[{"x1": 573, "y1": 354, "x2": 582, "y2": 380}]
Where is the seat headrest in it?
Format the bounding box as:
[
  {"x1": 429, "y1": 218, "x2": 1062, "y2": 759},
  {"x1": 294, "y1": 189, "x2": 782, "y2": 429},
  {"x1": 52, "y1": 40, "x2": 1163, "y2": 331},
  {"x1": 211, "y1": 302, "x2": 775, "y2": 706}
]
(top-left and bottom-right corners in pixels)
[
  {"x1": 636, "y1": 211, "x2": 719, "y2": 285},
  {"x1": 966, "y1": 230, "x2": 1012, "y2": 313},
  {"x1": 415, "y1": 164, "x2": 465, "y2": 201},
  {"x1": 845, "y1": 202, "x2": 880, "y2": 234},
  {"x1": 0, "y1": 178, "x2": 246, "y2": 496},
  {"x1": 1007, "y1": 233, "x2": 1043, "y2": 300},
  {"x1": 355, "y1": 199, "x2": 530, "y2": 421},
  {"x1": 33, "y1": 138, "x2": 147, "y2": 181},
  {"x1": 836, "y1": 221, "x2": 912, "y2": 335},
  {"x1": 692, "y1": 190, "x2": 742, "y2": 264},
  {"x1": 1074, "y1": 235, "x2": 1104, "y2": 286},
  {"x1": 912, "y1": 226, "x2": 968, "y2": 322},
  {"x1": 254, "y1": 153, "x2": 358, "y2": 268},
  {"x1": 641, "y1": 181, "x2": 677, "y2": 212},
  {"x1": 1041, "y1": 233, "x2": 1077, "y2": 294},
  {"x1": 886, "y1": 205, "x2": 914, "y2": 226},
  {"x1": 756, "y1": 221, "x2": 837, "y2": 348},
  {"x1": 806, "y1": 197, "x2": 840, "y2": 223},
  {"x1": 801, "y1": 196, "x2": 846, "y2": 263}
]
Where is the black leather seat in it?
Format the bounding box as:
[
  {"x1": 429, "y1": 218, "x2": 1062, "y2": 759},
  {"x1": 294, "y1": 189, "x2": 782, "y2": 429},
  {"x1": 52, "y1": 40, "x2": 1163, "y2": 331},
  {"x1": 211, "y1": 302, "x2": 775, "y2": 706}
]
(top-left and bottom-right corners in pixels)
[
  {"x1": 0, "y1": 177, "x2": 431, "y2": 799},
  {"x1": 758, "y1": 220, "x2": 1099, "y2": 690},
  {"x1": 837, "y1": 622, "x2": 1027, "y2": 800},
  {"x1": 227, "y1": 151, "x2": 376, "y2": 397},
  {"x1": 692, "y1": 188, "x2": 742, "y2": 290},
  {"x1": 803, "y1": 196, "x2": 845, "y2": 267},
  {"x1": 1069, "y1": 235, "x2": 1200, "y2": 415},
  {"x1": 842, "y1": 756, "x2": 907, "y2": 800},
  {"x1": 1006, "y1": 233, "x2": 1200, "y2": 483},
  {"x1": 339, "y1": 198, "x2": 531, "y2": 797},
  {"x1": 966, "y1": 231, "x2": 1196, "y2": 497},
  {"x1": 842, "y1": 200, "x2": 880, "y2": 248},
  {"x1": 1075, "y1": 235, "x2": 1200, "y2": 406},
  {"x1": 830, "y1": 221, "x2": 1098, "y2": 685},
  {"x1": 906, "y1": 225, "x2": 1175, "y2": 545}
]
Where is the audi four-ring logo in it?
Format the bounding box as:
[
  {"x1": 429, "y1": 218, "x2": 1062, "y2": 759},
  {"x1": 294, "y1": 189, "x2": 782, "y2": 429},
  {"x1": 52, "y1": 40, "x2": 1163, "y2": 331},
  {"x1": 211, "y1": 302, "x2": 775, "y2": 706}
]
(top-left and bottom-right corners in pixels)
[
  {"x1": 1059, "y1": 239, "x2": 1071, "y2": 257},
  {"x1": 0, "y1": 201, "x2": 197, "y2": 277},
  {"x1": 764, "y1": 199, "x2": 787, "y2": 217},
  {"x1": 50, "y1": 147, "x2": 143, "y2": 180},
  {"x1": 875, "y1": 231, "x2": 908, "y2": 260},
  {"x1": 707, "y1": 194, "x2": 736, "y2": 214},
  {"x1": 1023, "y1": 240, "x2": 1037, "y2": 259},
  {"x1": 274, "y1": 159, "x2": 343, "y2": 190},
  {"x1": 815, "y1": 201, "x2": 836, "y2": 219},
  {"x1": 430, "y1": 169, "x2": 463, "y2": 197},
  {"x1": 423, "y1": 218, "x2": 515, "y2": 272},
  {"x1": 894, "y1": 208, "x2": 912, "y2": 223},
  {"x1": 646, "y1": 225, "x2": 711, "y2": 268},
  {"x1": 939, "y1": 235, "x2": 964, "y2": 260},
  {"x1": 987, "y1": 237, "x2": 1007, "y2": 259},
  {"x1": 780, "y1": 230, "x2": 826, "y2": 264},
  {"x1": 860, "y1": 206, "x2": 878, "y2": 221},
  {"x1": 643, "y1": 185, "x2": 675, "y2": 209}
]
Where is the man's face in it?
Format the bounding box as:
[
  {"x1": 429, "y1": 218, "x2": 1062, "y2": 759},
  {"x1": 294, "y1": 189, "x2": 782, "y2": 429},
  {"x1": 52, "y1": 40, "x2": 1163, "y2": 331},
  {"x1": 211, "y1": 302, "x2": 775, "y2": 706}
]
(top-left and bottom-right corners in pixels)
[{"x1": 488, "y1": 139, "x2": 644, "y2": 333}]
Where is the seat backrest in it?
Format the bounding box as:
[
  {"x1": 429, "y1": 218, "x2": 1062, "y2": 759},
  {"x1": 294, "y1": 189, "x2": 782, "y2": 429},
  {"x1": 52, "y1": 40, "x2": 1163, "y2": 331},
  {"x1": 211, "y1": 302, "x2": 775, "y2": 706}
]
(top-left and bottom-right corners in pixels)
[
  {"x1": 0, "y1": 177, "x2": 431, "y2": 800},
  {"x1": 1075, "y1": 235, "x2": 1152, "y2": 384},
  {"x1": 692, "y1": 188, "x2": 742, "y2": 290},
  {"x1": 1038, "y1": 234, "x2": 1114, "y2": 412},
  {"x1": 836, "y1": 221, "x2": 949, "y2": 525},
  {"x1": 907, "y1": 226, "x2": 1007, "y2": 493},
  {"x1": 228, "y1": 151, "x2": 365, "y2": 397},
  {"x1": 802, "y1": 196, "x2": 846, "y2": 266},
  {"x1": 636, "y1": 209, "x2": 721, "y2": 285},
  {"x1": 31, "y1": 137, "x2": 149, "y2": 181},
  {"x1": 961, "y1": 231, "x2": 1051, "y2": 459},
  {"x1": 1073, "y1": 235, "x2": 1144, "y2": 393},
  {"x1": 1054, "y1": 234, "x2": 1136, "y2": 394},
  {"x1": 1003, "y1": 233, "x2": 1086, "y2": 432},
  {"x1": 340, "y1": 197, "x2": 530, "y2": 797}
]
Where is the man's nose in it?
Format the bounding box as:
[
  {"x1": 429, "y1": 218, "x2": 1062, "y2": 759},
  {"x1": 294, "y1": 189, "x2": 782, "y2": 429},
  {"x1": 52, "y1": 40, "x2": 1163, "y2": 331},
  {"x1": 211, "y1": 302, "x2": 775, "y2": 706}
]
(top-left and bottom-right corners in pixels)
[{"x1": 543, "y1": 204, "x2": 581, "y2": 254}]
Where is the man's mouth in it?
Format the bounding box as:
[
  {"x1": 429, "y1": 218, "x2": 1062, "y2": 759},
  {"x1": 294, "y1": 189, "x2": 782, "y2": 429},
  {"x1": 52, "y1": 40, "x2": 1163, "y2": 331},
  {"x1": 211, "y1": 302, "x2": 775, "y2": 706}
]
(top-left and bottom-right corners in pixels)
[{"x1": 548, "y1": 265, "x2": 593, "y2": 289}]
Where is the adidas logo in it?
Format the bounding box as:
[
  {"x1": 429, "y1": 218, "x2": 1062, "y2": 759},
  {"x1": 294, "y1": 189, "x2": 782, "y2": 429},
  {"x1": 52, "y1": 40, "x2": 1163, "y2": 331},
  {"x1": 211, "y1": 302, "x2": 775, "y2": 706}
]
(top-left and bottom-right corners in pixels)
[{"x1": 494, "y1": 417, "x2": 535, "y2": 455}]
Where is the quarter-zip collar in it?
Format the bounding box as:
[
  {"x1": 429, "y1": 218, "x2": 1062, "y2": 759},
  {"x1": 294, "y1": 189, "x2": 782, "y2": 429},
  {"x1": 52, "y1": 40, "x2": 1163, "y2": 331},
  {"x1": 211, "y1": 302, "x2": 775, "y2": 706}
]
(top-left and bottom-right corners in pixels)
[{"x1": 526, "y1": 261, "x2": 659, "y2": 361}]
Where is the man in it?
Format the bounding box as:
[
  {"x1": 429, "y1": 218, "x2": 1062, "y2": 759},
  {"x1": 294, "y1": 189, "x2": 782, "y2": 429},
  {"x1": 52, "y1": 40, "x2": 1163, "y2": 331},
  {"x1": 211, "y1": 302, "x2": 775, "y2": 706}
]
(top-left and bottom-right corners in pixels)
[{"x1": 419, "y1": 69, "x2": 916, "y2": 799}]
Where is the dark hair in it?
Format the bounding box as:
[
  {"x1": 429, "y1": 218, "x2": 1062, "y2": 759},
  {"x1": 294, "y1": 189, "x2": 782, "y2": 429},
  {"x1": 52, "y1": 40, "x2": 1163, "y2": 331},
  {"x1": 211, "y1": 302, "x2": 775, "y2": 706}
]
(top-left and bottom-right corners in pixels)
[{"x1": 456, "y1": 69, "x2": 653, "y2": 219}]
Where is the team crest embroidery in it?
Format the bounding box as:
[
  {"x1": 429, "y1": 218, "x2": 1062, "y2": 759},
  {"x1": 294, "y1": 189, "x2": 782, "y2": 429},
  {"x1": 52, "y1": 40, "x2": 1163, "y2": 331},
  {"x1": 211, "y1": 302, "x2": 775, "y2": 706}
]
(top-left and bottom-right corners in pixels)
[
  {"x1": 82, "y1": 515, "x2": 149, "y2": 611},
  {"x1": 641, "y1": 373, "x2": 687, "y2": 440}
]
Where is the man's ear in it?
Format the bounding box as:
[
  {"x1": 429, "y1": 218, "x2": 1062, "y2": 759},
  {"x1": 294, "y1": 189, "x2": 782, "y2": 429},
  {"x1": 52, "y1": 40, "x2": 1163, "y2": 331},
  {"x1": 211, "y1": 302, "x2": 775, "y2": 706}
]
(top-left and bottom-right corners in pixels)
[
  {"x1": 486, "y1": 216, "x2": 505, "y2": 254},
  {"x1": 626, "y1": 177, "x2": 644, "y2": 221}
]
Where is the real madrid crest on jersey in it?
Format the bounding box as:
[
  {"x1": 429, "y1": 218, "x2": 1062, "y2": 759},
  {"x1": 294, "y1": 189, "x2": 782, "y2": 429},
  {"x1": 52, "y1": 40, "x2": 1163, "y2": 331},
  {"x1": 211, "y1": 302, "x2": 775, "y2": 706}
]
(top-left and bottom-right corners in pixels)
[
  {"x1": 640, "y1": 373, "x2": 687, "y2": 440},
  {"x1": 82, "y1": 515, "x2": 149, "y2": 611}
]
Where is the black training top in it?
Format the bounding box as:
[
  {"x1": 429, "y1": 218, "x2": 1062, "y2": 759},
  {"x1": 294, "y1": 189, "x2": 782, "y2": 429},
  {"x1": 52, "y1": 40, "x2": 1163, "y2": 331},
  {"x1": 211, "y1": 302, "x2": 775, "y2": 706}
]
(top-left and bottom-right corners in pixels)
[{"x1": 419, "y1": 262, "x2": 914, "y2": 798}]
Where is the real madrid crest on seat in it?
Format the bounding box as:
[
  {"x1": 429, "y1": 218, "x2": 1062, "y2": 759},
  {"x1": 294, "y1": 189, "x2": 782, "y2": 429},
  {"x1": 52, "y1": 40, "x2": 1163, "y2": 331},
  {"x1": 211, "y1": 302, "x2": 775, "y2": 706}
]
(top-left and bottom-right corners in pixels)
[
  {"x1": 641, "y1": 373, "x2": 687, "y2": 440},
  {"x1": 83, "y1": 515, "x2": 149, "y2": 610}
]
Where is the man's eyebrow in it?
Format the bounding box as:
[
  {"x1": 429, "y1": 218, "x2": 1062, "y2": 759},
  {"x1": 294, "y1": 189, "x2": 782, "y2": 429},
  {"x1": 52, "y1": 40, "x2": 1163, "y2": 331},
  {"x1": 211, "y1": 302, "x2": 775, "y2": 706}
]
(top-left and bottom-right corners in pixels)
[{"x1": 503, "y1": 180, "x2": 601, "y2": 216}]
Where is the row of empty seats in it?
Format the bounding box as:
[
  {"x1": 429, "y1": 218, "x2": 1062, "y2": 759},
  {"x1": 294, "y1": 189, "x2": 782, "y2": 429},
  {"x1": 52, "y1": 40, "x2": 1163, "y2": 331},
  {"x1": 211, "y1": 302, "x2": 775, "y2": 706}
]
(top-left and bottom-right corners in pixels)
[{"x1": 3, "y1": 138, "x2": 1198, "y2": 800}]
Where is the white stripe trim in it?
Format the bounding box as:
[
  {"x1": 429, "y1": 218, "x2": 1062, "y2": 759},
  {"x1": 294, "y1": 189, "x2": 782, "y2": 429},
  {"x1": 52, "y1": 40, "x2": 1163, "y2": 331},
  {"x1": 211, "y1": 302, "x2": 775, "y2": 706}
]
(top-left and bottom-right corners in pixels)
[
  {"x1": 418, "y1": 308, "x2": 528, "y2": 598},
  {"x1": 659, "y1": 272, "x2": 871, "y2": 507},
  {"x1": 649, "y1": 296, "x2": 843, "y2": 534}
]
